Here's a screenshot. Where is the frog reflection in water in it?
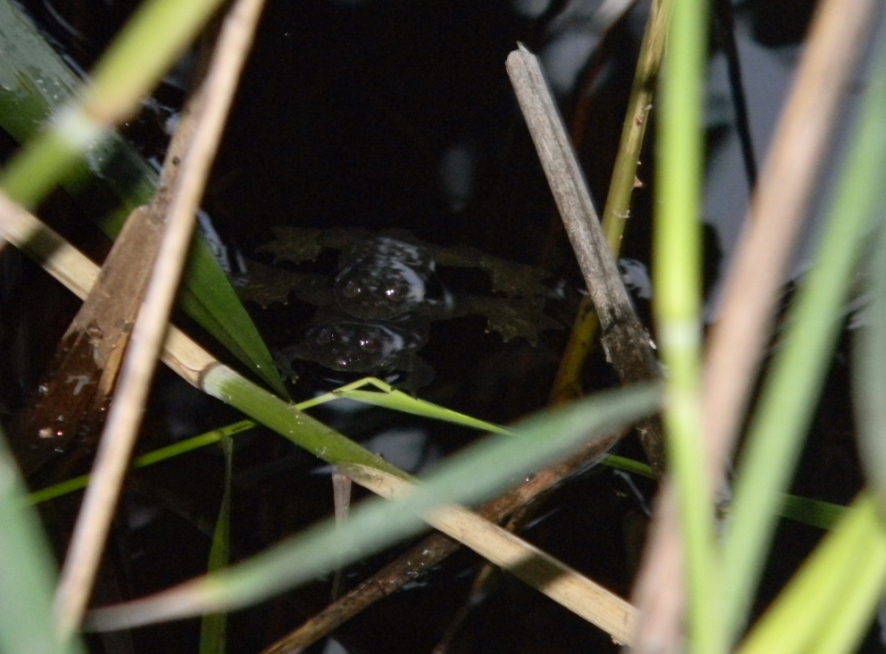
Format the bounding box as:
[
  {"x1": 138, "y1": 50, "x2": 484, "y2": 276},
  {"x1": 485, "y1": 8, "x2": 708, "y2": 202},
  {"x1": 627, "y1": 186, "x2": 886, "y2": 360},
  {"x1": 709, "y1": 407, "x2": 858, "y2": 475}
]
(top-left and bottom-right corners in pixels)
[
  {"x1": 295, "y1": 234, "x2": 440, "y2": 387},
  {"x1": 243, "y1": 227, "x2": 560, "y2": 389},
  {"x1": 278, "y1": 314, "x2": 434, "y2": 387}
]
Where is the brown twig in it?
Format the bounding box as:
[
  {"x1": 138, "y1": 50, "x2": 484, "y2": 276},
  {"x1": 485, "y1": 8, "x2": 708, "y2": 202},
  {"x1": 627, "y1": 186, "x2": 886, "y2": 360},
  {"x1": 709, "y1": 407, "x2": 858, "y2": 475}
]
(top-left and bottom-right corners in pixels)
[
  {"x1": 506, "y1": 44, "x2": 665, "y2": 475},
  {"x1": 53, "y1": 0, "x2": 267, "y2": 633},
  {"x1": 550, "y1": 0, "x2": 668, "y2": 406},
  {"x1": 261, "y1": 430, "x2": 625, "y2": 654}
]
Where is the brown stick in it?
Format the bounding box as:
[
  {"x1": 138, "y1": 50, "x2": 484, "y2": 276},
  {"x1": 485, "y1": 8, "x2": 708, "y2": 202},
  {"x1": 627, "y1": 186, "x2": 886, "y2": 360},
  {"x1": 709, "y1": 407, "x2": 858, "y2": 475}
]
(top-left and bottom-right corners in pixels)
[
  {"x1": 53, "y1": 0, "x2": 268, "y2": 633},
  {"x1": 505, "y1": 44, "x2": 665, "y2": 475},
  {"x1": 261, "y1": 430, "x2": 625, "y2": 653}
]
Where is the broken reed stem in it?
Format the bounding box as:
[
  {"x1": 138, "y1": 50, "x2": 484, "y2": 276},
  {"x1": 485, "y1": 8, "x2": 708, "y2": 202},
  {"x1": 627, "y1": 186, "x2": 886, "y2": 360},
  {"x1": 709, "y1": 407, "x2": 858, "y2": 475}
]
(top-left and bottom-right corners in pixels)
[
  {"x1": 505, "y1": 44, "x2": 666, "y2": 475},
  {"x1": 53, "y1": 0, "x2": 267, "y2": 633},
  {"x1": 550, "y1": 0, "x2": 670, "y2": 404}
]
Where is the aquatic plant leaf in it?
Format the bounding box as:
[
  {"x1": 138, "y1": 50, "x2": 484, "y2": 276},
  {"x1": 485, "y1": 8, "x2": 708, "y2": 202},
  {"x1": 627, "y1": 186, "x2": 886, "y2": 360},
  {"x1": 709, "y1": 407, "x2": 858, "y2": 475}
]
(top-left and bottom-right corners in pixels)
[
  {"x1": 0, "y1": 0, "x2": 287, "y2": 397},
  {"x1": 235, "y1": 259, "x2": 333, "y2": 309},
  {"x1": 254, "y1": 226, "x2": 327, "y2": 264},
  {"x1": 0, "y1": 428, "x2": 87, "y2": 654},
  {"x1": 455, "y1": 295, "x2": 561, "y2": 345},
  {"x1": 86, "y1": 383, "x2": 661, "y2": 630},
  {"x1": 436, "y1": 244, "x2": 551, "y2": 297}
]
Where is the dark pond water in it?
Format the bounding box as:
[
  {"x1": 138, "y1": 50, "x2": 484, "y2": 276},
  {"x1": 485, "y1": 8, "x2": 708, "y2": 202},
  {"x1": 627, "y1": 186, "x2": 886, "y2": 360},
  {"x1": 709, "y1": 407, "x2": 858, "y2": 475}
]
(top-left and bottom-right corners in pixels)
[{"x1": 2, "y1": 1, "x2": 880, "y2": 652}]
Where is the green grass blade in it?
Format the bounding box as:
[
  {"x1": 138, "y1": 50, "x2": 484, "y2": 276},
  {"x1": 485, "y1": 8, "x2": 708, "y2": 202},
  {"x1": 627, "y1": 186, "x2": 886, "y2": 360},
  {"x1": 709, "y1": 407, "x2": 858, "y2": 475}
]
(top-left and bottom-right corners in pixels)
[
  {"x1": 737, "y1": 493, "x2": 886, "y2": 654},
  {"x1": 0, "y1": 0, "x2": 227, "y2": 206},
  {"x1": 87, "y1": 383, "x2": 661, "y2": 629},
  {"x1": 179, "y1": 239, "x2": 290, "y2": 398},
  {"x1": 203, "y1": 367, "x2": 415, "y2": 475},
  {"x1": 0, "y1": 0, "x2": 287, "y2": 397},
  {"x1": 199, "y1": 435, "x2": 233, "y2": 654},
  {"x1": 327, "y1": 378, "x2": 508, "y2": 434},
  {"x1": 722, "y1": 29, "x2": 886, "y2": 641},
  {"x1": 808, "y1": 538, "x2": 886, "y2": 653},
  {"x1": 656, "y1": 0, "x2": 722, "y2": 650},
  {"x1": 0, "y1": 0, "x2": 159, "y2": 207},
  {"x1": 0, "y1": 427, "x2": 87, "y2": 654},
  {"x1": 338, "y1": 389, "x2": 508, "y2": 433},
  {"x1": 27, "y1": 421, "x2": 256, "y2": 505},
  {"x1": 853, "y1": 159, "x2": 886, "y2": 512},
  {"x1": 778, "y1": 495, "x2": 844, "y2": 531}
]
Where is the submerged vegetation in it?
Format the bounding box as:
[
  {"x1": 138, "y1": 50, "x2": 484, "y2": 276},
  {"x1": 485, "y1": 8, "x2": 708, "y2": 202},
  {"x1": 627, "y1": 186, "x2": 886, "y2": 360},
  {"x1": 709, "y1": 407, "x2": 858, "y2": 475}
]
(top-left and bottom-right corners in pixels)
[{"x1": 1, "y1": 1, "x2": 885, "y2": 653}]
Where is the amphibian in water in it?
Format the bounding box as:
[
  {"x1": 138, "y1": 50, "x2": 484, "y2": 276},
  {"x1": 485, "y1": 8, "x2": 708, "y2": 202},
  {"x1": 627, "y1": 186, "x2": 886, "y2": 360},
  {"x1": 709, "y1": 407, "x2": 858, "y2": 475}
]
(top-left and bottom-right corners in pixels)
[
  {"x1": 277, "y1": 313, "x2": 433, "y2": 388},
  {"x1": 241, "y1": 226, "x2": 562, "y2": 390},
  {"x1": 333, "y1": 235, "x2": 445, "y2": 321}
]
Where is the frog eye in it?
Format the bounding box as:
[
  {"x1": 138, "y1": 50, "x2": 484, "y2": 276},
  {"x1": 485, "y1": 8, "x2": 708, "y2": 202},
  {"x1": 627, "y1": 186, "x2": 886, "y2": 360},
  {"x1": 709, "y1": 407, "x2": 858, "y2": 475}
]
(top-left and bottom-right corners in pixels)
[
  {"x1": 341, "y1": 279, "x2": 363, "y2": 299},
  {"x1": 383, "y1": 284, "x2": 402, "y2": 301},
  {"x1": 358, "y1": 336, "x2": 381, "y2": 353}
]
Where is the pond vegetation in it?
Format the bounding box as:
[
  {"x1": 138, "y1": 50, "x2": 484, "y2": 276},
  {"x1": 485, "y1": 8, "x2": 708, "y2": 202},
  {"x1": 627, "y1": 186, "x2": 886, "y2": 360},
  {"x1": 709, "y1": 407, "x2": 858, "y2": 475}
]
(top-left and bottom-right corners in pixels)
[{"x1": 1, "y1": 1, "x2": 885, "y2": 653}]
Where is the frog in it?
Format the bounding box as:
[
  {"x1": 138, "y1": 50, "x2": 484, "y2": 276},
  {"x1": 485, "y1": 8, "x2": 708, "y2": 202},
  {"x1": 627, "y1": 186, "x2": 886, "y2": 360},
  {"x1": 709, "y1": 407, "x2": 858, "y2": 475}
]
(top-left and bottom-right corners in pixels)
[
  {"x1": 276, "y1": 312, "x2": 434, "y2": 389},
  {"x1": 333, "y1": 235, "x2": 445, "y2": 321},
  {"x1": 239, "y1": 226, "x2": 563, "y2": 390},
  {"x1": 254, "y1": 226, "x2": 553, "y2": 301}
]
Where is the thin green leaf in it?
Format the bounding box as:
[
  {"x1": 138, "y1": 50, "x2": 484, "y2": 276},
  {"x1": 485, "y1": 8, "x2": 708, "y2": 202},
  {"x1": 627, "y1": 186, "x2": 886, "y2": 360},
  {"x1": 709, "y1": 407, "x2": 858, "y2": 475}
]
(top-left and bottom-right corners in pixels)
[
  {"x1": 778, "y1": 495, "x2": 844, "y2": 531},
  {"x1": 0, "y1": 0, "x2": 287, "y2": 397},
  {"x1": 0, "y1": 0, "x2": 158, "y2": 207},
  {"x1": 853, "y1": 169, "x2": 886, "y2": 512},
  {"x1": 87, "y1": 383, "x2": 661, "y2": 629},
  {"x1": 656, "y1": 0, "x2": 722, "y2": 649},
  {"x1": 27, "y1": 421, "x2": 255, "y2": 505},
  {"x1": 737, "y1": 493, "x2": 886, "y2": 654},
  {"x1": 203, "y1": 367, "x2": 413, "y2": 477},
  {"x1": 199, "y1": 435, "x2": 233, "y2": 654},
  {"x1": 0, "y1": 427, "x2": 87, "y2": 654},
  {"x1": 723, "y1": 30, "x2": 886, "y2": 640},
  {"x1": 179, "y1": 239, "x2": 290, "y2": 398},
  {"x1": 332, "y1": 379, "x2": 508, "y2": 434},
  {"x1": 0, "y1": 0, "x2": 228, "y2": 206}
]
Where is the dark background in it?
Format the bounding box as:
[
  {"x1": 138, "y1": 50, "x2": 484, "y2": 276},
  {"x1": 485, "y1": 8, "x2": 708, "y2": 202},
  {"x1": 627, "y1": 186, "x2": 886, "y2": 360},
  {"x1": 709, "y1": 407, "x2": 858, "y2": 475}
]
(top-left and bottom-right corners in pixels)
[{"x1": 4, "y1": 1, "x2": 875, "y2": 652}]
